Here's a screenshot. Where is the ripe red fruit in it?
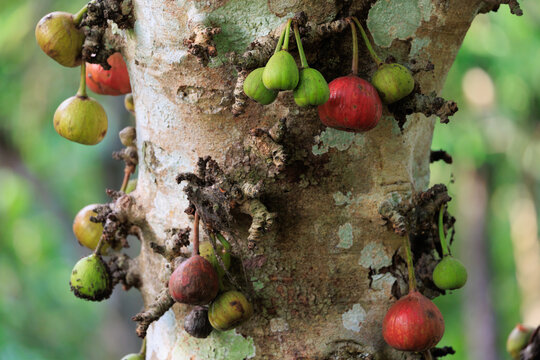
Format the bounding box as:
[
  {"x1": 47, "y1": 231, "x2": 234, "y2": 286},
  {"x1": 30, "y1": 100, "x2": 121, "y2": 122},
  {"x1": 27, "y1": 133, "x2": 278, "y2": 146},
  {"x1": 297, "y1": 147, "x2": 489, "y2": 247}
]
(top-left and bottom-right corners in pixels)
[
  {"x1": 86, "y1": 53, "x2": 131, "y2": 96},
  {"x1": 168, "y1": 255, "x2": 219, "y2": 305},
  {"x1": 318, "y1": 75, "x2": 382, "y2": 132},
  {"x1": 382, "y1": 291, "x2": 445, "y2": 352}
]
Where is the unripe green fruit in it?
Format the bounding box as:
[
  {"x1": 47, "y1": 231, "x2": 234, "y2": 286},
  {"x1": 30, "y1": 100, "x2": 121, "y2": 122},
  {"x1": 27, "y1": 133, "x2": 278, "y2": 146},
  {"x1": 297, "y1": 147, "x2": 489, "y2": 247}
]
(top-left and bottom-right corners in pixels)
[
  {"x1": 507, "y1": 324, "x2": 533, "y2": 359},
  {"x1": 54, "y1": 95, "x2": 108, "y2": 145},
  {"x1": 262, "y1": 51, "x2": 299, "y2": 90},
  {"x1": 199, "y1": 241, "x2": 231, "y2": 279},
  {"x1": 73, "y1": 204, "x2": 107, "y2": 254},
  {"x1": 124, "y1": 94, "x2": 135, "y2": 114},
  {"x1": 121, "y1": 354, "x2": 143, "y2": 360},
  {"x1": 208, "y1": 291, "x2": 253, "y2": 331},
  {"x1": 35, "y1": 12, "x2": 85, "y2": 67},
  {"x1": 371, "y1": 63, "x2": 414, "y2": 104},
  {"x1": 432, "y1": 256, "x2": 468, "y2": 290},
  {"x1": 243, "y1": 68, "x2": 278, "y2": 105},
  {"x1": 70, "y1": 254, "x2": 112, "y2": 301},
  {"x1": 293, "y1": 68, "x2": 330, "y2": 107},
  {"x1": 119, "y1": 126, "x2": 136, "y2": 147},
  {"x1": 125, "y1": 179, "x2": 138, "y2": 194}
]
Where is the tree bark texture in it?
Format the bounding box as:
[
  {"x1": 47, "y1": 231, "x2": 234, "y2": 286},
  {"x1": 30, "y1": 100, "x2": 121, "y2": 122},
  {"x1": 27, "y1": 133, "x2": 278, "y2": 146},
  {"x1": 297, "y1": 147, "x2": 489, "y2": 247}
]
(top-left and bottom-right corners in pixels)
[{"x1": 117, "y1": 0, "x2": 490, "y2": 359}]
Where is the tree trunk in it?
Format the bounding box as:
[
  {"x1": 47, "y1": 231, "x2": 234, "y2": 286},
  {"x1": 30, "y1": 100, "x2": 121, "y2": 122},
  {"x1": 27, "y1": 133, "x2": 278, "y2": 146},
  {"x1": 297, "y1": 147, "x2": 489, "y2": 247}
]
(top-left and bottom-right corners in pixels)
[{"x1": 118, "y1": 0, "x2": 490, "y2": 359}]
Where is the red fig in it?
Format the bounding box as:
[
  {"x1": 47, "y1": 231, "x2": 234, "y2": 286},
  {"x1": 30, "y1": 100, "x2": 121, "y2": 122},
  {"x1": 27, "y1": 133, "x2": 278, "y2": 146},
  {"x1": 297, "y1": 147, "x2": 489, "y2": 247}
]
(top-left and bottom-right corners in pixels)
[
  {"x1": 86, "y1": 53, "x2": 131, "y2": 96},
  {"x1": 382, "y1": 291, "x2": 445, "y2": 352},
  {"x1": 169, "y1": 255, "x2": 219, "y2": 305}
]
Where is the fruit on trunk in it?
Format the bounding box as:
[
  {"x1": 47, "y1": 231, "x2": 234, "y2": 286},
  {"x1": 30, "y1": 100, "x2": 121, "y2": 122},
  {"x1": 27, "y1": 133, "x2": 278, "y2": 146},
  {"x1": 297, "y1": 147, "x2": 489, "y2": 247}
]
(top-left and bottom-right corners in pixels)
[
  {"x1": 208, "y1": 291, "x2": 253, "y2": 331},
  {"x1": 125, "y1": 179, "x2": 137, "y2": 194},
  {"x1": 199, "y1": 241, "x2": 231, "y2": 279},
  {"x1": 86, "y1": 53, "x2": 132, "y2": 96},
  {"x1": 73, "y1": 204, "x2": 107, "y2": 253},
  {"x1": 262, "y1": 51, "x2": 299, "y2": 90},
  {"x1": 119, "y1": 126, "x2": 136, "y2": 147},
  {"x1": 372, "y1": 63, "x2": 414, "y2": 104},
  {"x1": 184, "y1": 306, "x2": 213, "y2": 338},
  {"x1": 293, "y1": 68, "x2": 330, "y2": 107},
  {"x1": 382, "y1": 291, "x2": 445, "y2": 352},
  {"x1": 243, "y1": 68, "x2": 278, "y2": 105},
  {"x1": 53, "y1": 95, "x2": 108, "y2": 145},
  {"x1": 507, "y1": 324, "x2": 533, "y2": 359},
  {"x1": 35, "y1": 12, "x2": 85, "y2": 67},
  {"x1": 70, "y1": 254, "x2": 112, "y2": 301},
  {"x1": 432, "y1": 256, "x2": 468, "y2": 290},
  {"x1": 169, "y1": 255, "x2": 219, "y2": 305},
  {"x1": 318, "y1": 75, "x2": 382, "y2": 132},
  {"x1": 121, "y1": 354, "x2": 143, "y2": 360},
  {"x1": 124, "y1": 94, "x2": 135, "y2": 113}
]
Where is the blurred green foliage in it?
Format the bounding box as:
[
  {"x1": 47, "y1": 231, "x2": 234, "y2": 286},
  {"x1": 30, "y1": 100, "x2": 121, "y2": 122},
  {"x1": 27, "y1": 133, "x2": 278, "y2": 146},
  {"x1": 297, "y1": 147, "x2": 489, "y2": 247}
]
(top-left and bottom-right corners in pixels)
[{"x1": 0, "y1": 0, "x2": 538, "y2": 359}]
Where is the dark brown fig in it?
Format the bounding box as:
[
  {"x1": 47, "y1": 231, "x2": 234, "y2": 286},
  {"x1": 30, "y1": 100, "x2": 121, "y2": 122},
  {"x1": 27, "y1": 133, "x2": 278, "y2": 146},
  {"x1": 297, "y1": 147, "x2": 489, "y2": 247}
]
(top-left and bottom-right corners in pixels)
[
  {"x1": 184, "y1": 306, "x2": 213, "y2": 339},
  {"x1": 168, "y1": 255, "x2": 219, "y2": 305}
]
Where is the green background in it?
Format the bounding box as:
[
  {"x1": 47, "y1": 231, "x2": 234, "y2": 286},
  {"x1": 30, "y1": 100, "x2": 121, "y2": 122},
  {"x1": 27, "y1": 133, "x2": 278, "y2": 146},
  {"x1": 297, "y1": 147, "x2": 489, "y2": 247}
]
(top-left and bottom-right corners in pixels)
[{"x1": 0, "y1": 1, "x2": 539, "y2": 359}]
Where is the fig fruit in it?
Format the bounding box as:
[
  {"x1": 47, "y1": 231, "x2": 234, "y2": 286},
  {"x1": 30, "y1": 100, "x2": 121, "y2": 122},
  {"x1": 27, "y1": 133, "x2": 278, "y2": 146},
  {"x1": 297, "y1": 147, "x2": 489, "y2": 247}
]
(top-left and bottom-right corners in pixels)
[
  {"x1": 318, "y1": 75, "x2": 382, "y2": 132},
  {"x1": 70, "y1": 254, "x2": 112, "y2": 301},
  {"x1": 53, "y1": 95, "x2": 108, "y2": 145},
  {"x1": 86, "y1": 53, "x2": 132, "y2": 96},
  {"x1": 169, "y1": 255, "x2": 219, "y2": 305},
  {"x1": 382, "y1": 291, "x2": 445, "y2": 352},
  {"x1": 119, "y1": 126, "x2": 136, "y2": 147},
  {"x1": 124, "y1": 94, "x2": 135, "y2": 114},
  {"x1": 199, "y1": 241, "x2": 231, "y2": 279},
  {"x1": 184, "y1": 306, "x2": 213, "y2": 339},
  {"x1": 432, "y1": 256, "x2": 468, "y2": 290},
  {"x1": 293, "y1": 68, "x2": 330, "y2": 107},
  {"x1": 35, "y1": 12, "x2": 85, "y2": 67},
  {"x1": 372, "y1": 63, "x2": 414, "y2": 104},
  {"x1": 507, "y1": 324, "x2": 533, "y2": 359},
  {"x1": 208, "y1": 290, "x2": 253, "y2": 331},
  {"x1": 243, "y1": 68, "x2": 278, "y2": 105},
  {"x1": 262, "y1": 50, "x2": 299, "y2": 91},
  {"x1": 73, "y1": 204, "x2": 107, "y2": 253}
]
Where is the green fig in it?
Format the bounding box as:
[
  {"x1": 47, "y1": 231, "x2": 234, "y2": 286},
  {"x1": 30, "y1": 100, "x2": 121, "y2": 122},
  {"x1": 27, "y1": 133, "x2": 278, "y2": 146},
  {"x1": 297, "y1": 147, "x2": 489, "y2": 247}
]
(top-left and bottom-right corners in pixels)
[
  {"x1": 70, "y1": 254, "x2": 112, "y2": 301},
  {"x1": 208, "y1": 290, "x2": 253, "y2": 331},
  {"x1": 243, "y1": 68, "x2": 278, "y2": 105},
  {"x1": 121, "y1": 354, "x2": 143, "y2": 360},
  {"x1": 507, "y1": 324, "x2": 533, "y2": 359},
  {"x1": 54, "y1": 95, "x2": 108, "y2": 145},
  {"x1": 200, "y1": 241, "x2": 231, "y2": 278},
  {"x1": 73, "y1": 204, "x2": 108, "y2": 253},
  {"x1": 119, "y1": 126, "x2": 136, "y2": 147},
  {"x1": 262, "y1": 51, "x2": 299, "y2": 91},
  {"x1": 293, "y1": 68, "x2": 330, "y2": 106},
  {"x1": 371, "y1": 63, "x2": 414, "y2": 104},
  {"x1": 35, "y1": 12, "x2": 85, "y2": 67},
  {"x1": 432, "y1": 256, "x2": 468, "y2": 290},
  {"x1": 124, "y1": 94, "x2": 135, "y2": 114},
  {"x1": 125, "y1": 179, "x2": 138, "y2": 194}
]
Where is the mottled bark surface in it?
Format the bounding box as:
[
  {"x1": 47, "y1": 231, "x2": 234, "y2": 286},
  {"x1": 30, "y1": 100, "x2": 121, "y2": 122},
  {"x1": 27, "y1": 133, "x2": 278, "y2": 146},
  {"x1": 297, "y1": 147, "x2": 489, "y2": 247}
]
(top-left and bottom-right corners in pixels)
[{"x1": 116, "y1": 0, "x2": 487, "y2": 359}]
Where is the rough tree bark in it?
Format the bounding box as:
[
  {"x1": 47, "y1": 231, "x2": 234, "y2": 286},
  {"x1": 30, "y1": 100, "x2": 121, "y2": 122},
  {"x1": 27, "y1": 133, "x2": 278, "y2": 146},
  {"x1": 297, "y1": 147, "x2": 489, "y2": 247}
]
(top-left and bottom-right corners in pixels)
[{"x1": 98, "y1": 0, "x2": 519, "y2": 359}]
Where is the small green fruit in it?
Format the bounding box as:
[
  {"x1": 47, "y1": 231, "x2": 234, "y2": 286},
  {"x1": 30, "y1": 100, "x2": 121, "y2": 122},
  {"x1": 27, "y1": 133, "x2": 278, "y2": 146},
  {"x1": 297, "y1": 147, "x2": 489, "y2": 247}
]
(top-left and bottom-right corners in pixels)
[
  {"x1": 124, "y1": 94, "x2": 135, "y2": 114},
  {"x1": 125, "y1": 179, "x2": 138, "y2": 194},
  {"x1": 507, "y1": 324, "x2": 533, "y2": 359},
  {"x1": 73, "y1": 204, "x2": 107, "y2": 254},
  {"x1": 121, "y1": 354, "x2": 143, "y2": 360},
  {"x1": 119, "y1": 126, "x2": 136, "y2": 147},
  {"x1": 432, "y1": 256, "x2": 468, "y2": 290},
  {"x1": 70, "y1": 254, "x2": 112, "y2": 301},
  {"x1": 262, "y1": 51, "x2": 299, "y2": 90},
  {"x1": 199, "y1": 241, "x2": 231, "y2": 279},
  {"x1": 35, "y1": 12, "x2": 85, "y2": 67},
  {"x1": 54, "y1": 95, "x2": 108, "y2": 145},
  {"x1": 243, "y1": 68, "x2": 278, "y2": 105},
  {"x1": 371, "y1": 63, "x2": 414, "y2": 104},
  {"x1": 208, "y1": 290, "x2": 253, "y2": 331},
  {"x1": 293, "y1": 68, "x2": 330, "y2": 106}
]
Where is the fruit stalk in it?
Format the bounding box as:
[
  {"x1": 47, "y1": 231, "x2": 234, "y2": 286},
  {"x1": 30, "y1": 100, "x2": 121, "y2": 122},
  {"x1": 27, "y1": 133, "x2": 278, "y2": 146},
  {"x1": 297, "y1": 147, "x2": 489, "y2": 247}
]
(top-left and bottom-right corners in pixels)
[
  {"x1": 293, "y1": 22, "x2": 309, "y2": 69},
  {"x1": 438, "y1": 205, "x2": 450, "y2": 256},
  {"x1": 77, "y1": 62, "x2": 87, "y2": 97},
  {"x1": 274, "y1": 23, "x2": 287, "y2": 54},
  {"x1": 193, "y1": 211, "x2": 200, "y2": 255},
  {"x1": 73, "y1": 4, "x2": 89, "y2": 26},
  {"x1": 120, "y1": 165, "x2": 135, "y2": 193},
  {"x1": 351, "y1": 16, "x2": 382, "y2": 67},
  {"x1": 348, "y1": 19, "x2": 359, "y2": 76},
  {"x1": 282, "y1": 18, "x2": 293, "y2": 51},
  {"x1": 94, "y1": 234, "x2": 106, "y2": 256},
  {"x1": 423, "y1": 350, "x2": 433, "y2": 360},
  {"x1": 404, "y1": 235, "x2": 417, "y2": 292}
]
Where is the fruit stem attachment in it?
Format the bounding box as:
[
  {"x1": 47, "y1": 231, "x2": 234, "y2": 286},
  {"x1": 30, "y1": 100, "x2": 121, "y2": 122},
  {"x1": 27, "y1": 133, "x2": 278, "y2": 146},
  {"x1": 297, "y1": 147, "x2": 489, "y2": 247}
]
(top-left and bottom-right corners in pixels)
[
  {"x1": 120, "y1": 165, "x2": 135, "y2": 193},
  {"x1": 351, "y1": 16, "x2": 383, "y2": 67},
  {"x1": 139, "y1": 338, "x2": 147, "y2": 357},
  {"x1": 438, "y1": 205, "x2": 450, "y2": 257},
  {"x1": 77, "y1": 62, "x2": 87, "y2": 98},
  {"x1": 73, "y1": 4, "x2": 89, "y2": 26},
  {"x1": 404, "y1": 235, "x2": 417, "y2": 292},
  {"x1": 423, "y1": 350, "x2": 433, "y2": 360},
  {"x1": 282, "y1": 18, "x2": 293, "y2": 51},
  {"x1": 293, "y1": 22, "x2": 309, "y2": 69},
  {"x1": 94, "y1": 235, "x2": 105, "y2": 255},
  {"x1": 193, "y1": 211, "x2": 200, "y2": 255},
  {"x1": 274, "y1": 24, "x2": 287, "y2": 54},
  {"x1": 216, "y1": 232, "x2": 232, "y2": 250},
  {"x1": 348, "y1": 18, "x2": 359, "y2": 76}
]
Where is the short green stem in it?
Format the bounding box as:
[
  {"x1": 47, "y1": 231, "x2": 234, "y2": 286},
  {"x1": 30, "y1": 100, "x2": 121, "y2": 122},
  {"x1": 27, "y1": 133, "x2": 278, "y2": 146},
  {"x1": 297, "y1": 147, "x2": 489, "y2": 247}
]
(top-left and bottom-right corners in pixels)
[
  {"x1": 348, "y1": 18, "x2": 359, "y2": 75},
  {"x1": 293, "y1": 22, "x2": 309, "y2": 69},
  {"x1": 77, "y1": 62, "x2": 87, "y2": 97},
  {"x1": 404, "y1": 235, "x2": 417, "y2": 292},
  {"x1": 274, "y1": 24, "x2": 287, "y2": 54},
  {"x1": 282, "y1": 18, "x2": 293, "y2": 51},
  {"x1": 73, "y1": 4, "x2": 89, "y2": 26},
  {"x1": 216, "y1": 232, "x2": 231, "y2": 250},
  {"x1": 438, "y1": 205, "x2": 450, "y2": 257},
  {"x1": 94, "y1": 235, "x2": 105, "y2": 255},
  {"x1": 139, "y1": 338, "x2": 147, "y2": 357},
  {"x1": 351, "y1": 16, "x2": 383, "y2": 67}
]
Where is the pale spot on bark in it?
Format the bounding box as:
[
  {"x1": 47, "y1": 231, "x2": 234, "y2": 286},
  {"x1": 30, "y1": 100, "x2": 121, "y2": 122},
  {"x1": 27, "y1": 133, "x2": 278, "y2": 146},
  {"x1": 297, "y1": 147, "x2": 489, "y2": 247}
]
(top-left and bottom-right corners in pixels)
[
  {"x1": 359, "y1": 242, "x2": 392, "y2": 270},
  {"x1": 342, "y1": 304, "x2": 367, "y2": 332},
  {"x1": 312, "y1": 128, "x2": 364, "y2": 155},
  {"x1": 270, "y1": 318, "x2": 289, "y2": 333},
  {"x1": 337, "y1": 223, "x2": 353, "y2": 249},
  {"x1": 147, "y1": 309, "x2": 178, "y2": 360},
  {"x1": 371, "y1": 273, "x2": 396, "y2": 291}
]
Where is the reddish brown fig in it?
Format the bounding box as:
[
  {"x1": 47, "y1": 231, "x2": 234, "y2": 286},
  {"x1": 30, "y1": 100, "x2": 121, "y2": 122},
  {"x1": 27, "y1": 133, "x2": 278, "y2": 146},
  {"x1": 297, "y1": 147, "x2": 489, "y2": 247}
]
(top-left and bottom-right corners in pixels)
[
  {"x1": 86, "y1": 53, "x2": 131, "y2": 96},
  {"x1": 318, "y1": 75, "x2": 382, "y2": 132},
  {"x1": 169, "y1": 255, "x2": 219, "y2": 305},
  {"x1": 382, "y1": 291, "x2": 445, "y2": 352}
]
